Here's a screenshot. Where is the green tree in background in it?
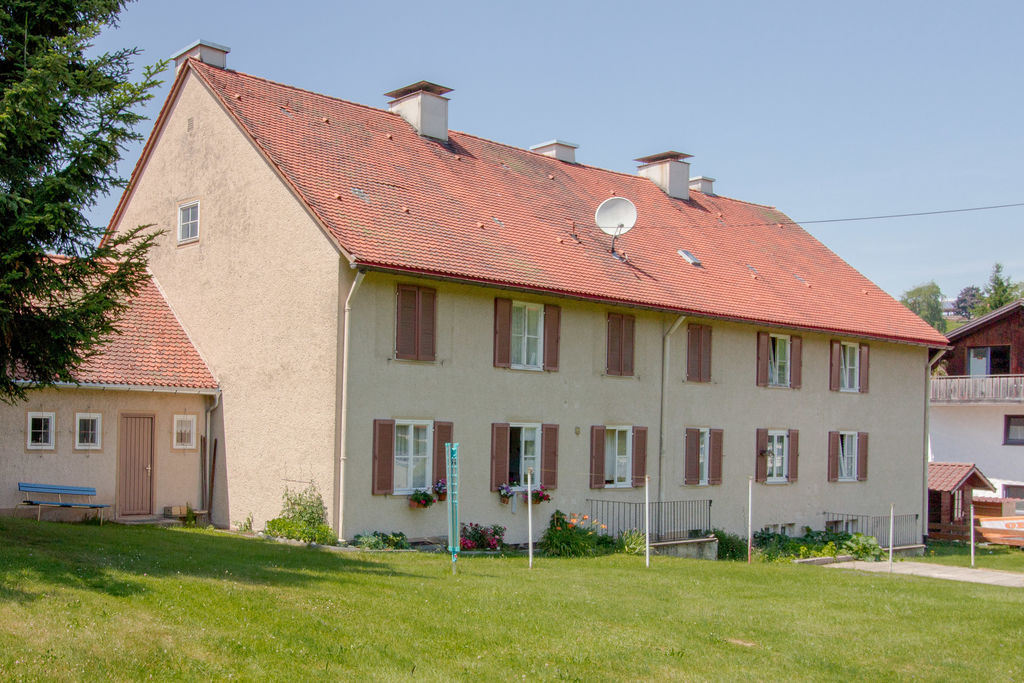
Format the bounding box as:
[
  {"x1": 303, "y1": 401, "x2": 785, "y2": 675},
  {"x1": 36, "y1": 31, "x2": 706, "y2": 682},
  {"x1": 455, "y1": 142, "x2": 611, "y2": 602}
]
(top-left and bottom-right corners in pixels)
[
  {"x1": 0, "y1": 0, "x2": 164, "y2": 404},
  {"x1": 972, "y1": 263, "x2": 1023, "y2": 317},
  {"x1": 900, "y1": 281, "x2": 947, "y2": 333},
  {"x1": 952, "y1": 285, "x2": 982, "y2": 319}
]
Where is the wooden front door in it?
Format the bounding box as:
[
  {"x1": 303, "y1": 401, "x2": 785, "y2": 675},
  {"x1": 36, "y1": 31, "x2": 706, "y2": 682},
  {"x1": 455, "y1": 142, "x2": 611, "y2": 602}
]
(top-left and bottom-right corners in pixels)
[{"x1": 119, "y1": 415, "x2": 154, "y2": 515}]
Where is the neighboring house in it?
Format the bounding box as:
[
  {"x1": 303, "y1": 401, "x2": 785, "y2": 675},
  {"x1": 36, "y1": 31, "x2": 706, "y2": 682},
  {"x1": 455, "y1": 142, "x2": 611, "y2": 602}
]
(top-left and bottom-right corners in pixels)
[
  {"x1": 926, "y1": 462, "x2": 995, "y2": 540},
  {"x1": 1, "y1": 277, "x2": 218, "y2": 519},
  {"x1": 97, "y1": 41, "x2": 947, "y2": 543},
  {"x1": 930, "y1": 299, "x2": 1024, "y2": 498}
]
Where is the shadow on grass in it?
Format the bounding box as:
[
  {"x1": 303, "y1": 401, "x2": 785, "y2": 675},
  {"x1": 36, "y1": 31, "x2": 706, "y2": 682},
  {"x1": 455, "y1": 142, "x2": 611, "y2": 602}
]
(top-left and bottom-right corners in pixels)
[{"x1": 0, "y1": 517, "x2": 416, "y2": 603}]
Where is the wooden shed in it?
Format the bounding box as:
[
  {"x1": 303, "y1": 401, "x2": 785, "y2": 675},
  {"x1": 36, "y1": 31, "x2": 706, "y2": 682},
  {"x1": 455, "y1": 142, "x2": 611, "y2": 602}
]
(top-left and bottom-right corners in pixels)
[{"x1": 927, "y1": 462, "x2": 996, "y2": 540}]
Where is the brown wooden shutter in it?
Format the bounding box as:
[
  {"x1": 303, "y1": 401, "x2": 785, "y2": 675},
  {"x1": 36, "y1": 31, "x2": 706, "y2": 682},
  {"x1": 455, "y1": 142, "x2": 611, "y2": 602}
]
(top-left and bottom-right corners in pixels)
[
  {"x1": 541, "y1": 423, "x2": 558, "y2": 489},
  {"x1": 590, "y1": 426, "x2": 606, "y2": 488},
  {"x1": 788, "y1": 429, "x2": 799, "y2": 482},
  {"x1": 709, "y1": 429, "x2": 724, "y2": 485},
  {"x1": 493, "y1": 298, "x2": 512, "y2": 368},
  {"x1": 433, "y1": 421, "x2": 453, "y2": 486},
  {"x1": 372, "y1": 419, "x2": 395, "y2": 495},
  {"x1": 755, "y1": 428, "x2": 768, "y2": 482},
  {"x1": 756, "y1": 332, "x2": 769, "y2": 386},
  {"x1": 396, "y1": 286, "x2": 418, "y2": 360},
  {"x1": 859, "y1": 344, "x2": 870, "y2": 393},
  {"x1": 632, "y1": 426, "x2": 648, "y2": 487},
  {"x1": 490, "y1": 423, "x2": 510, "y2": 491},
  {"x1": 543, "y1": 304, "x2": 560, "y2": 371},
  {"x1": 857, "y1": 432, "x2": 869, "y2": 481},
  {"x1": 418, "y1": 288, "x2": 436, "y2": 361},
  {"x1": 684, "y1": 428, "x2": 699, "y2": 485},
  {"x1": 686, "y1": 326, "x2": 701, "y2": 381},
  {"x1": 622, "y1": 315, "x2": 636, "y2": 376},
  {"x1": 827, "y1": 431, "x2": 840, "y2": 482},
  {"x1": 790, "y1": 336, "x2": 802, "y2": 389},
  {"x1": 829, "y1": 340, "x2": 841, "y2": 391},
  {"x1": 607, "y1": 313, "x2": 622, "y2": 375},
  {"x1": 700, "y1": 325, "x2": 712, "y2": 382}
]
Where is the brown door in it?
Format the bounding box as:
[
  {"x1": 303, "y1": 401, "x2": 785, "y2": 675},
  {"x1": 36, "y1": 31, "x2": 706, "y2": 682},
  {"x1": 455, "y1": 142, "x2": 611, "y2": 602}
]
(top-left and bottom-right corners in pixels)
[{"x1": 119, "y1": 415, "x2": 154, "y2": 515}]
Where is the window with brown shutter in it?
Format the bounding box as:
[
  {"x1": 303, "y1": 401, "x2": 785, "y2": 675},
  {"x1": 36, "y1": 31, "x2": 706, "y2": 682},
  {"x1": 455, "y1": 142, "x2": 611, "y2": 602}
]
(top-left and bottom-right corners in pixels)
[
  {"x1": 433, "y1": 421, "x2": 453, "y2": 487},
  {"x1": 857, "y1": 432, "x2": 868, "y2": 481},
  {"x1": 631, "y1": 426, "x2": 648, "y2": 487},
  {"x1": 788, "y1": 429, "x2": 799, "y2": 482},
  {"x1": 708, "y1": 429, "x2": 723, "y2": 485},
  {"x1": 372, "y1": 419, "x2": 395, "y2": 495},
  {"x1": 790, "y1": 336, "x2": 802, "y2": 389},
  {"x1": 829, "y1": 341, "x2": 842, "y2": 391},
  {"x1": 541, "y1": 423, "x2": 558, "y2": 488},
  {"x1": 827, "y1": 431, "x2": 840, "y2": 482},
  {"x1": 543, "y1": 305, "x2": 560, "y2": 371},
  {"x1": 858, "y1": 345, "x2": 870, "y2": 393},
  {"x1": 490, "y1": 423, "x2": 510, "y2": 490},
  {"x1": 756, "y1": 332, "x2": 770, "y2": 386},
  {"x1": 590, "y1": 426, "x2": 606, "y2": 488},
  {"x1": 755, "y1": 428, "x2": 768, "y2": 482},
  {"x1": 684, "y1": 428, "x2": 700, "y2": 485},
  {"x1": 494, "y1": 299, "x2": 558, "y2": 371},
  {"x1": 687, "y1": 324, "x2": 712, "y2": 382},
  {"x1": 607, "y1": 313, "x2": 636, "y2": 376},
  {"x1": 493, "y1": 299, "x2": 512, "y2": 368},
  {"x1": 395, "y1": 285, "x2": 436, "y2": 361},
  {"x1": 833, "y1": 341, "x2": 869, "y2": 393}
]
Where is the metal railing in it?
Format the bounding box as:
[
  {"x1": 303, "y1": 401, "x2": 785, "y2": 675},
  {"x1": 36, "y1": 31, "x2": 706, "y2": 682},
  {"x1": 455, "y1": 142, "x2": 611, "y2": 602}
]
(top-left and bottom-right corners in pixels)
[
  {"x1": 930, "y1": 375, "x2": 1024, "y2": 403},
  {"x1": 824, "y1": 511, "x2": 921, "y2": 547},
  {"x1": 587, "y1": 499, "x2": 712, "y2": 542}
]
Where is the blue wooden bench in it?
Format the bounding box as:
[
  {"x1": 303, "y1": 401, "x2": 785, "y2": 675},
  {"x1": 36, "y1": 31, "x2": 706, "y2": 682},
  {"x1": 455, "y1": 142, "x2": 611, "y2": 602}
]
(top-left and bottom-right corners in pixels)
[{"x1": 17, "y1": 483, "x2": 111, "y2": 524}]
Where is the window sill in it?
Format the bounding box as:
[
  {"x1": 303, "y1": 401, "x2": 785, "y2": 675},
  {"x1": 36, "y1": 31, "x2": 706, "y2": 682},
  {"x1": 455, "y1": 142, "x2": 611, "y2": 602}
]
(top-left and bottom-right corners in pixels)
[
  {"x1": 176, "y1": 238, "x2": 199, "y2": 247},
  {"x1": 26, "y1": 446, "x2": 55, "y2": 451},
  {"x1": 839, "y1": 387, "x2": 860, "y2": 393},
  {"x1": 1003, "y1": 441, "x2": 1024, "y2": 446},
  {"x1": 764, "y1": 480, "x2": 790, "y2": 485},
  {"x1": 509, "y1": 364, "x2": 544, "y2": 372},
  {"x1": 390, "y1": 356, "x2": 440, "y2": 364},
  {"x1": 766, "y1": 383, "x2": 791, "y2": 389},
  {"x1": 836, "y1": 478, "x2": 859, "y2": 483}
]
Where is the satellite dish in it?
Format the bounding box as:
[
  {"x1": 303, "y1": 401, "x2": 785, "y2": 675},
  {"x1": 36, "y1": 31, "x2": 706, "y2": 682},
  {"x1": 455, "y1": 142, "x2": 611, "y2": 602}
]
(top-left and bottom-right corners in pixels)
[{"x1": 594, "y1": 197, "x2": 637, "y2": 258}]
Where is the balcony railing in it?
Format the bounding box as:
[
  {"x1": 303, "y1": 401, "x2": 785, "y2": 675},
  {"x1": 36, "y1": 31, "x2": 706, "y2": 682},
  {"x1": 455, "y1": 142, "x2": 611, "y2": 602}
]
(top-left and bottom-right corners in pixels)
[{"x1": 930, "y1": 375, "x2": 1024, "y2": 403}]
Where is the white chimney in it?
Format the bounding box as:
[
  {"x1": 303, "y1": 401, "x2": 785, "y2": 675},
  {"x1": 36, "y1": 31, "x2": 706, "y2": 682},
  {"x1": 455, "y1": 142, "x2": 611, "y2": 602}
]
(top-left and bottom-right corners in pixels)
[
  {"x1": 385, "y1": 81, "x2": 452, "y2": 141},
  {"x1": 636, "y1": 151, "x2": 692, "y2": 200},
  {"x1": 689, "y1": 176, "x2": 716, "y2": 195},
  {"x1": 530, "y1": 139, "x2": 578, "y2": 163},
  {"x1": 172, "y1": 39, "x2": 230, "y2": 72}
]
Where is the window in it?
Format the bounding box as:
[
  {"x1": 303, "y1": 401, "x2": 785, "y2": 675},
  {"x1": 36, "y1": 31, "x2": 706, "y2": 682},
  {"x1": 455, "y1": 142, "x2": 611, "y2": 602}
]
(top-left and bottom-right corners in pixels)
[
  {"x1": 27, "y1": 412, "x2": 55, "y2": 450},
  {"x1": 838, "y1": 432, "x2": 857, "y2": 481},
  {"x1": 509, "y1": 424, "x2": 541, "y2": 486},
  {"x1": 606, "y1": 313, "x2": 635, "y2": 376},
  {"x1": 393, "y1": 420, "x2": 432, "y2": 493},
  {"x1": 686, "y1": 324, "x2": 712, "y2": 382},
  {"x1": 756, "y1": 428, "x2": 797, "y2": 483},
  {"x1": 173, "y1": 415, "x2": 197, "y2": 450},
  {"x1": 969, "y1": 346, "x2": 1011, "y2": 376},
  {"x1": 178, "y1": 202, "x2": 199, "y2": 243},
  {"x1": 765, "y1": 430, "x2": 788, "y2": 482},
  {"x1": 769, "y1": 335, "x2": 789, "y2": 386},
  {"x1": 75, "y1": 413, "x2": 102, "y2": 450},
  {"x1": 511, "y1": 303, "x2": 543, "y2": 370},
  {"x1": 604, "y1": 427, "x2": 633, "y2": 487},
  {"x1": 395, "y1": 285, "x2": 436, "y2": 361},
  {"x1": 685, "y1": 427, "x2": 723, "y2": 485},
  {"x1": 757, "y1": 332, "x2": 801, "y2": 388},
  {"x1": 493, "y1": 299, "x2": 559, "y2": 371},
  {"x1": 840, "y1": 343, "x2": 859, "y2": 391},
  {"x1": 1005, "y1": 416, "x2": 1024, "y2": 445},
  {"x1": 489, "y1": 422, "x2": 558, "y2": 490}
]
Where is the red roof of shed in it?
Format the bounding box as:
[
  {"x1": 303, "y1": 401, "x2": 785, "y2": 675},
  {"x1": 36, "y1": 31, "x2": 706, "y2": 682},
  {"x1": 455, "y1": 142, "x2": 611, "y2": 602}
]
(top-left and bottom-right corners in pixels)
[{"x1": 928, "y1": 462, "x2": 995, "y2": 493}]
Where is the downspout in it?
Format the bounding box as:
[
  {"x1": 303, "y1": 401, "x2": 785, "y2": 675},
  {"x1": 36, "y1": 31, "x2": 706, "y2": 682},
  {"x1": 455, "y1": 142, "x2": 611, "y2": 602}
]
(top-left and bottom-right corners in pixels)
[
  {"x1": 335, "y1": 267, "x2": 366, "y2": 540},
  {"x1": 922, "y1": 348, "x2": 947, "y2": 542},
  {"x1": 658, "y1": 314, "x2": 686, "y2": 503},
  {"x1": 203, "y1": 389, "x2": 222, "y2": 513}
]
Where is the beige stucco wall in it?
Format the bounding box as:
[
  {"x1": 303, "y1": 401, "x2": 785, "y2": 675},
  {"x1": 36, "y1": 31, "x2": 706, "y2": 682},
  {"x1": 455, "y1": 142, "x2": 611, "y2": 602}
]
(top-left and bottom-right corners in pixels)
[
  {"x1": 109, "y1": 72, "x2": 343, "y2": 529},
  {"x1": 0, "y1": 388, "x2": 207, "y2": 517},
  {"x1": 342, "y1": 273, "x2": 929, "y2": 544}
]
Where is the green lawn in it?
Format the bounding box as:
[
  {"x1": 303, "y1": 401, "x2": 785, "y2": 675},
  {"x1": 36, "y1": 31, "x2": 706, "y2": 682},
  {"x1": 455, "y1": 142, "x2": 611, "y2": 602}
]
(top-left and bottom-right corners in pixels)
[
  {"x1": 923, "y1": 541, "x2": 1024, "y2": 573},
  {"x1": 2, "y1": 519, "x2": 1023, "y2": 681}
]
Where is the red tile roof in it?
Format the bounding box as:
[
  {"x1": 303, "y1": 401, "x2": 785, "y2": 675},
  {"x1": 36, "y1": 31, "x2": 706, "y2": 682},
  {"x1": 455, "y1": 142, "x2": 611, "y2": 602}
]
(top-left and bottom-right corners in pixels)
[
  {"x1": 131, "y1": 60, "x2": 948, "y2": 346},
  {"x1": 928, "y1": 462, "x2": 995, "y2": 493}
]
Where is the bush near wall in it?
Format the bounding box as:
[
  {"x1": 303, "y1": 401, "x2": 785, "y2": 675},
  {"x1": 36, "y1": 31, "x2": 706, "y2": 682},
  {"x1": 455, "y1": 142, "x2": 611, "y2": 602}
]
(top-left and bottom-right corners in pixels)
[{"x1": 264, "y1": 484, "x2": 337, "y2": 546}]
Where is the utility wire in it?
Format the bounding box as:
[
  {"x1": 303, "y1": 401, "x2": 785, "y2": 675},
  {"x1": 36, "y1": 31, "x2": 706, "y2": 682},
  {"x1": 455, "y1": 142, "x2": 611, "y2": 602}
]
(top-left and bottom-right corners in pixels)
[{"x1": 787, "y1": 201, "x2": 1024, "y2": 227}]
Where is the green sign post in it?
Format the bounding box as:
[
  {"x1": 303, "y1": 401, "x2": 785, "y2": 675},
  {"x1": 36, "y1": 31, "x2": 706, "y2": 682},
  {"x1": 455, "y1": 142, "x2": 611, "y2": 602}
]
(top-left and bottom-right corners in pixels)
[{"x1": 445, "y1": 442, "x2": 459, "y2": 574}]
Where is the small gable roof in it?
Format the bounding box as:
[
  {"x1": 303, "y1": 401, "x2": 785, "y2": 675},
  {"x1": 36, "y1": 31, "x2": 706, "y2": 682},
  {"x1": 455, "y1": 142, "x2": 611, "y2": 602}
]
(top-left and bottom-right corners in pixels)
[
  {"x1": 113, "y1": 59, "x2": 948, "y2": 347},
  {"x1": 928, "y1": 462, "x2": 996, "y2": 493},
  {"x1": 946, "y1": 298, "x2": 1024, "y2": 342}
]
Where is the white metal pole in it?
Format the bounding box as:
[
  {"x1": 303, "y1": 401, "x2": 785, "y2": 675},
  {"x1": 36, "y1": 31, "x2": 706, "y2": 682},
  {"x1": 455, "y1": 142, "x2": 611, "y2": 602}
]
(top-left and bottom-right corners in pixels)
[
  {"x1": 527, "y1": 468, "x2": 534, "y2": 570},
  {"x1": 970, "y1": 503, "x2": 975, "y2": 569},
  {"x1": 644, "y1": 475, "x2": 650, "y2": 568},
  {"x1": 888, "y1": 503, "x2": 895, "y2": 573},
  {"x1": 747, "y1": 477, "x2": 753, "y2": 564}
]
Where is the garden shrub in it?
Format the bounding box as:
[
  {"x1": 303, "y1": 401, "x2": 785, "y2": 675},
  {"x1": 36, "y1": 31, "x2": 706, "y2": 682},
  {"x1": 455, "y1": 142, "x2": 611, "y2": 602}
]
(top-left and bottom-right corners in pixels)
[
  {"x1": 460, "y1": 523, "x2": 506, "y2": 550},
  {"x1": 264, "y1": 483, "x2": 338, "y2": 545},
  {"x1": 354, "y1": 531, "x2": 411, "y2": 550},
  {"x1": 842, "y1": 533, "x2": 883, "y2": 561},
  {"x1": 540, "y1": 510, "x2": 613, "y2": 557},
  {"x1": 751, "y1": 527, "x2": 855, "y2": 562},
  {"x1": 712, "y1": 529, "x2": 748, "y2": 561}
]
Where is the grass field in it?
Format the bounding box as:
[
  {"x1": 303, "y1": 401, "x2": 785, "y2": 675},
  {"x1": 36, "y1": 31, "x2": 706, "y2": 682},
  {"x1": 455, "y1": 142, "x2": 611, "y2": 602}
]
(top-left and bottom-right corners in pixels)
[
  {"x1": 923, "y1": 540, "x2": 1024, "y2": 572},
  {"x1": 2, "y1": 518, "x2": 1023, "y2": 681}
]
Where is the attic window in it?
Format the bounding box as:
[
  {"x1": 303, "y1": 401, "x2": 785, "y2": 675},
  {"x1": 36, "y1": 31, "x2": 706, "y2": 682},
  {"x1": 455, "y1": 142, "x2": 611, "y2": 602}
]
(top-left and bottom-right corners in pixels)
[
  {"x1": 793, "y1": 273, "x2": 807, "y2": 284},
  {"x1": 678, "y1": 249, "x2": 701, "y2": 267},
  {"x1": 747, "y1": 265, "x2": 758, "y2": 274},
  {"x1": 178, "y1": 202, "x2": 199, "y2": 244}
]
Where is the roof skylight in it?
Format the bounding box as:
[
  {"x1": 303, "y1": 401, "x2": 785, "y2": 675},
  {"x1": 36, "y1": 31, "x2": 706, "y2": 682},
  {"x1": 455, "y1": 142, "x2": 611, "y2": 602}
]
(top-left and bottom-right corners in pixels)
[{"x1": 677, "y1": 249, "x2": 702, "y2": 267}]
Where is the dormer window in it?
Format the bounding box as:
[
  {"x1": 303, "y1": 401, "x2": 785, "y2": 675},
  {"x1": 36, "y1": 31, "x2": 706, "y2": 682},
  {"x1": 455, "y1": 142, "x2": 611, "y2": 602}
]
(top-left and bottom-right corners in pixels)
[{"x1": 178, "y1": 201, "x2": 199, "y2": 244}]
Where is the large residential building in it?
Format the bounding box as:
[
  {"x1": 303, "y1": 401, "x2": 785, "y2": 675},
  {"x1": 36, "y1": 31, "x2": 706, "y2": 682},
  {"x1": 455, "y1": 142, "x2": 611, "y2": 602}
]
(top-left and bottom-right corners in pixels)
[{"x1": 6, "y1": 41, "x2": 947, "y2": 543}]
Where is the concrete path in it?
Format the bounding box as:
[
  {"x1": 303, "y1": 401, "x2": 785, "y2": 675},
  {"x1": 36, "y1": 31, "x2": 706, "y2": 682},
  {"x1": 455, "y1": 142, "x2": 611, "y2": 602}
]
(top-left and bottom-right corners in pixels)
[{"x1": 827, "y1": 560, "x2": 1024, "y2": 588}]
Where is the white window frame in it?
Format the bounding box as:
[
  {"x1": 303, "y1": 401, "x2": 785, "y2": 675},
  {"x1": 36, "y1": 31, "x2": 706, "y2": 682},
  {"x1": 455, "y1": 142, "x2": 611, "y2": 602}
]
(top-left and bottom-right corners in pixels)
[
  {"x1": 768, "y1": 334, "x2": 790, "y2": 387},
  {"x1": 172, "y1": 414, "x2": 197, "y2": 450},
  {"x1": 604, "y1": 425, "x2": 633, "y2": 488},
  {"x1": 393, "y1": 419, "x2": 433, "y2": 494},
  {"x1": 509, "y1": 423, "x2": 542, "y2": 489},
  {"x1": 838, "y1": 431, "x2": 858, "y2": 481},
  {"x1": 27, "y1": 412, "x2": 55, "y2": 450},
  {"x1": 75, "y1": 413, "x2": 102, "y2": 450},
  {"x1": 510, "y1": 301, "x2": 544, "y2": 371},
  {"x1": 840, "y1": 342, "x2": 859, "y2": 392},
  {"x1": 178, "y1": 201, "x2": 200, "y2": 244},
  {"x1": 697, "y1": 427, "x2": 710, "y2": 486},
  {"x1": 766, "y1": 429, "x2": 789, "y2": 483}
]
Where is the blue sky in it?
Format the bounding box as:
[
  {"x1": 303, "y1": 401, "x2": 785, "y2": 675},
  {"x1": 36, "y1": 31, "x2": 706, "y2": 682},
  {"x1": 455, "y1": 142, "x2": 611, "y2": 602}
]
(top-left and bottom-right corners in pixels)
[{"x1": 89, "y1": 0, "x2": 1024, "y2": 299}]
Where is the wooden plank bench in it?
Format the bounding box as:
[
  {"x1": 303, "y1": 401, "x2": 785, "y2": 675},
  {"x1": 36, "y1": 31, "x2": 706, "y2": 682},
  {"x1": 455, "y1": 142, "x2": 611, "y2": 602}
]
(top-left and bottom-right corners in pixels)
[{"x1": 17, "y1": 483, "x2": 111, "y2": 524}]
